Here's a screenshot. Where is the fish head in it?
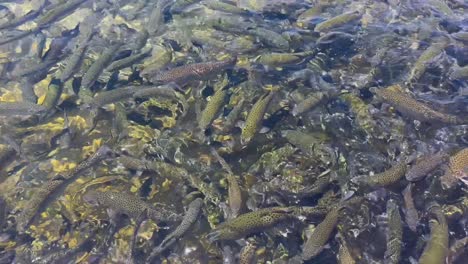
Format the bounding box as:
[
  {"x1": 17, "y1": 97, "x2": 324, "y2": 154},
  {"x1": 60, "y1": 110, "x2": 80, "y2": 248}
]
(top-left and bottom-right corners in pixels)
[
  {"x1": 82, "y1": 190, "x2": 101, "y2": 206},
  {"x1": 240, "y1": 135, "x2": 252, "y2": 146}
]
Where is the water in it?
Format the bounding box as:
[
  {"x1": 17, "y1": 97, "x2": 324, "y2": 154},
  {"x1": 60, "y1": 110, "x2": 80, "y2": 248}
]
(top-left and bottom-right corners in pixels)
[{"x1": 0, "y1": 0, "x2": 467, "y2": 263}]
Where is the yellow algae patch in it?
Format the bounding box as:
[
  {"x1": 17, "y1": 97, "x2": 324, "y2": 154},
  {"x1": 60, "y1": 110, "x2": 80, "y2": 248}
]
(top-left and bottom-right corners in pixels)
[
  {"x1": 31, "y1": 239, "x2": 45, "y2": 252},
  {"x1": 29, "y1": 215, "x2": 64, "y2": 244},
  {"x1": 236, "y1": 55, "x2": 250, "y2": 68},
  {"x1": 37, "y1": 94, "x2": 46, "y2": 105},
  {"x1": 81, "y1": 138, "x2": 103, "y2": 159},
  {"x1": 162, "y1": 178, "x2": 172, "y2": 190},
  {"x1": 110, "y1": 225, "x2": 134, "y2": 262},
  {"x1": 34, "y1": 76, "x2": 52, "y2": 100},
  {"x1": 69, "y1": 115, "x2": 89, "y2": 131},
  {"x1": 0, "y1": 87, "x2": 22, "y2": 102},
  {"x1": 137, "y1": 221, "x2": 159, "y2": 241},
  {"x1": 57, "y1": 8, "x2": 92, "y2": 30},
  {"x1": 50, "y1": 159, "x2": 77, "y2": 173},
  {"x1": 130, "y1": 176, "x2": 145, "y2": 193},
  {"x1": 23, "y1": 117, "x2": 65, "y2": 133},
  {"x1": 148, "y1": 182, "x2": 159, "y2": 199},
  {"x1": 128, "y1": 124, "x2": 160, "y2": 143},
  {"x1": 156, "y1": 115, "x2": 177, "y2": 128},
  {"x1": 0, "y1": 51, "x2": 10, "y2": 64},
  {"x1": 76, "y1": 176, "x2": 127, "y2": 197}
]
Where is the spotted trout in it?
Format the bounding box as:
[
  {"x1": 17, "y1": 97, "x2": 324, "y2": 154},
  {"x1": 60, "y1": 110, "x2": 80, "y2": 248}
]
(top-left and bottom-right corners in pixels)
[
  {"x1": 440, "y1": 148, "x2": 468, "y2": 189},
  {"x1": 314, "y1": 10, "x2": 362, "y2": 32},
  {"x1": 406, "y1": 152, "x2": 449, "y2": 182},
  {"x1": 83, "y1": 190, "x2": 181, "y2": 223},
  {"x1": 241, "y1": 90, "x2": 277, "y2": 145},
  {"x1": 16, "y1": 146, "x2": 113, "y2": 232},
  {"x1": 301, "y1": 206, "x2": 342, "y2": 260},
  {"x1": 206, "y1": 207, "x2": 297, "y2": 241},
  {"x1": 150, "y1": 56, "x2": 237, "y2": 85},
  {"x1": 402, "y1": 184, "x2": 419, "y2": 232},
  {"x1": 409, "y1": 38, "x2": 449, "y2": 83},
  {"x1": 353, "y1": 161, "x2": 407, "y2": 191},
  {"x1": 384, "y1": 199, "x2": 402, "y2": 264},
  {"x1": 147, "y1": 198, "x2": 203, "y2": 260},
  {"x1": 418, "y1": 203, "x2": 449, "y2": 264},
  {"x1": 372, "y1": 85, "x2": 462, "y2": 125}
]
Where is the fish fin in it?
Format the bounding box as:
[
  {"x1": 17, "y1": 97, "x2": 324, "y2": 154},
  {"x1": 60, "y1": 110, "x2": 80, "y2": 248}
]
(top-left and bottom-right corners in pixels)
[
  {"x1": 236, "y1": 120, "x2": 245, "y2": 129},
  {"x1": 51, "y1": 174, "x2": 67, "y2": 181},
  {"x1": 259, "y1": 126, "x2": 270, "y2": 134}
]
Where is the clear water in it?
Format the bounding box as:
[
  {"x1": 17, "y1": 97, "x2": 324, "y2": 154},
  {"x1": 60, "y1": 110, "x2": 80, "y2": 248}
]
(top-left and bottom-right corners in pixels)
[{"x1": 0, "y1": 0, "x2": 467, "y2": 263}]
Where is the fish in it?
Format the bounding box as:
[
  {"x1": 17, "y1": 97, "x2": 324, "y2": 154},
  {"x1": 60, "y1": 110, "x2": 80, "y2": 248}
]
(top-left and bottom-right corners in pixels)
[
  {"x1": 59, "y1": 16, "x2": 97, "y2": 82},
  {"x1": 223, "y1": 97, "x2": 245, "y2": 132},
  {"x1": 247, "y1": 27, "x2": 289, "y2": 50},
  {"x1": 198, "y1": 77, "x2": 230, "y2": 131},
  {"x1": 0, "y1": 29, "x2": 38, "y2": 46},
  {"x1": 147, "y1": 0, "x2": 172, "y2": 36},
  {"x1": 106, "y1": 47, "x2": 152, "y2": 72},
  {"x1": 147, "y1": 198, "x2": 203, "y2": 260},
  {"x1": 425, "y1": 0, "x2": 454, "y2": 16},
  {"x1": 170, "y1": 0, "x2": 201, "y2": 14},
  {"x1": 372, "y1": 84, "x2": 462, "y2": 125},
  {"x1": 132, "y1": 85, "x2": 181, "y2": 99},
  {"x1": 449, "y1": 64, "x2": 468, "y2": 80},
  {"x1": 296, "y1": 4, "x2": 330, "y2": 28},
  {"x1": 13, "y1": 28, "x2": 78, "y2": 80},
  {"x1": 240, "y1": 90, "x2": 277, "y2": 145},
  {"x1": 337, "y1": 235, "x2": 356, "y2": 264},
  {"x1": 150, "y1": 56, "x2": 237, "y2": 85},
  {"x1": 292, "y1": 92, "x2": 326, "y2": 116},
  {"x1": 281, "y1": 130, "x2": 329, "y2": 157},
  {"x1": 79, "y1": 43, "x2": 123, "y2": 102},
  {"x1": 203, "y1": 0, "x2": 249, "y2": 15},
  {"x1": 353, "y1": 161, "x2": 407, "y2": 191},
  {"x1": 41, "y1": 78, "x2": 63, "y2": 111},
  {"x1": 255, "y1": 51, "x2": 315, "y2": 69},
  {"x1": 408, "y1": 38, "x2": 450, "y2": 83},
  {"x1": 384, "y1": 199, "x2": 402, "y2": 264},
  {"x1": 314, "y1": 11, "x2": 362, "y2": 32},
  {"x1": 207, "y1": 15, "x2": 255, "y2": 34},
  {"x1": 206, "y1": 207, "x2": 296, "y2": 241},
  {"x1": 340, "y1": 92, "x2": 376, "y2": 135},
  {"x1": 301, "y1": 206, "x2": 342, "y2": 260},
  {"x1": 418, "y1": 203, "x2": 449, "y2": 264},
  {"x1": 452, "y1": 32, "x2": 468, "y2": 43},
  {"x1": 226, "y1": 174, "x2": 243, "y2": 219},
  {"x1": 447, "y1": 237, "x2": 468, "y2": 264},
  {"x1": 86, "y1": 86, "x2": 137, "y2": 108},
  {"x1": 0, "y1": 102, "x2": 47, "y2": 116},
  {"x1": 16, "y1": 146, "x2": 113, "y2": 232},
  {"x1": 140, "y1": 44, "x2": 173, "y2": 78},
  {"x1": 440, "y1": 148, "x2": 468, "y2": 189},
  {"x1": 406, "y1": 152, "x2": 449, "y2": 182},
  {"x1": 239, "y1": 238, "x2": 258, "y2": 264},
  {"x1": 0, "y1": 8, "x2": 41, "y2": 30},
  {"x1": 36, "y1": 0, "x2": 89, "y2": 28},
  {"x1": 210, "y1": 148, "x2": 243, "y2": 218},
  {"x1": 83, "y1": 190, "x2": 181, "y2": 223},
  {"x1": 402, "y1": 184, "x2": 419, "y2": 232}
]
